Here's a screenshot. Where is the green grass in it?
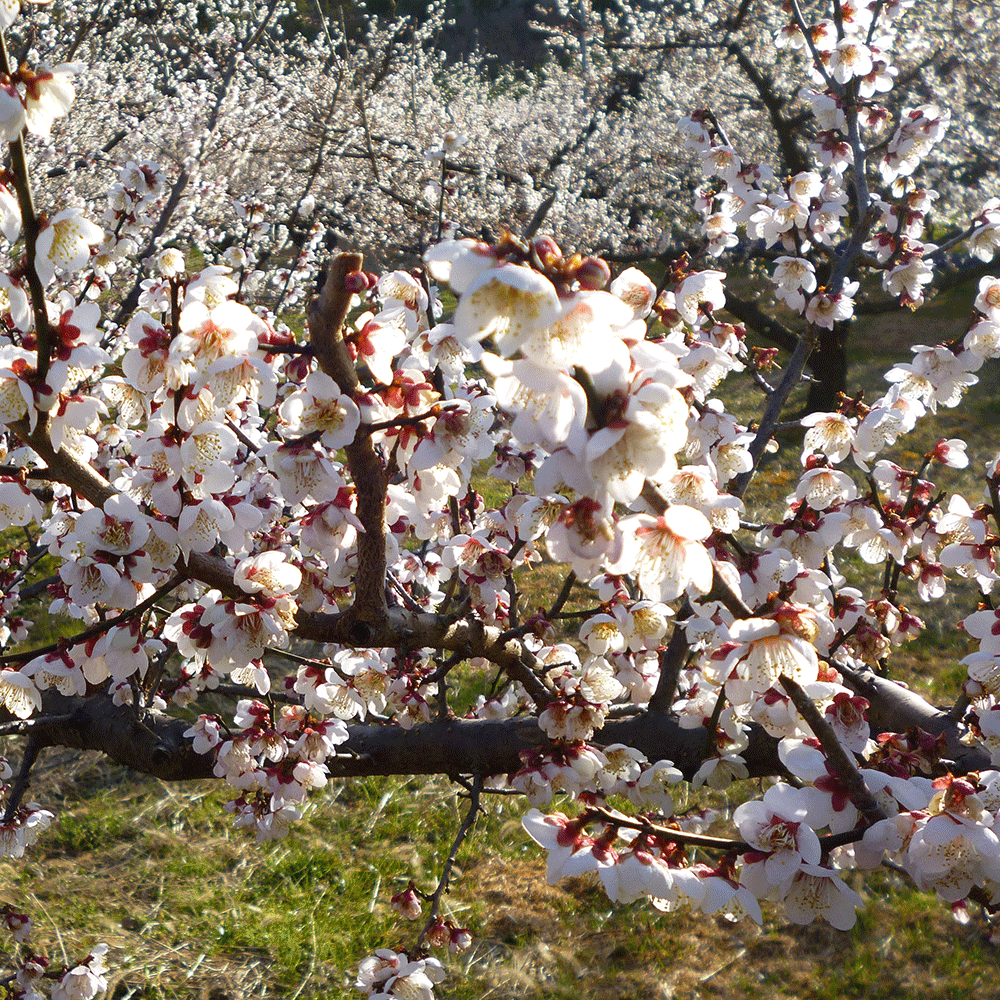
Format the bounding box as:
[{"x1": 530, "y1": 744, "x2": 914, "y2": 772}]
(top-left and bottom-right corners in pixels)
[{"x1": 3, "y1": 749, "x2": 998, "y2": 1000}]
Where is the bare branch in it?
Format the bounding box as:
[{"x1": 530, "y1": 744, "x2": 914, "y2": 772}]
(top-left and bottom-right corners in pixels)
[{"x1": 414, "y1": 776, "x2": 482, "y2": 951}]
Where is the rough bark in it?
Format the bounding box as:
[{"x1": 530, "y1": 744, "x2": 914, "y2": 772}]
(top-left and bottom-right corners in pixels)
[
  {"x1": 6, "y1": 672, "x2": 987, "y2": 787},
  {"x1": 308, "y1": 252, "x2": 389, "y2": 632},
  {"x1": 803, "y1": 321, "x2": 849, "y2": 413}
]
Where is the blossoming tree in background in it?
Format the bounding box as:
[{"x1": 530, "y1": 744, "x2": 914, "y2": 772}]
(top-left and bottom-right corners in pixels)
[{"x1": 3, "y1": 0, "x2": 1000, "y2": 995}]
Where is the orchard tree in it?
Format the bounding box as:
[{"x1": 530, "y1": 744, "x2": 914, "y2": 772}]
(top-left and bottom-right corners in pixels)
[
  {"x1": 3, "y1": 0, "x2": 1000, "y2": 997},
  {"x1": 27, "y1": 0, "x2": 997, "y2": 289}
]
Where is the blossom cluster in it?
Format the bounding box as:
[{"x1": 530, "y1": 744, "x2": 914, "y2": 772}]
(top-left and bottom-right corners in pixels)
[
  {"x1": 354, "y1": 949, "x2": 445, "y2": 1000},
  {"x1": 185, "y1": 699, "x2": 348, "y2": 842},
  {"x1": 0, "y1": 0, "x2": 990, "y2": 284},
  {"x1": 2, "y1": 906, "x2": 109, "y2": 1000}
]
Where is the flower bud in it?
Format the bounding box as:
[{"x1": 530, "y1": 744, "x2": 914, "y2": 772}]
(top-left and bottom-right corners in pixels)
[{"x1": 575, "y1": 256, "x2": 611, "y2": 290}]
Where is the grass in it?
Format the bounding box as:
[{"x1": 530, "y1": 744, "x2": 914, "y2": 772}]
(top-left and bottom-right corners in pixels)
[
  {"x1": 3, "y1": 762, "x2": 461, "y2": 998},
  {"x1": 4, "y1": 755, "x2": 998, "y2": 999},
  {"x1": 3, "y1": 283, "x2": 1000, "y2": 997}
]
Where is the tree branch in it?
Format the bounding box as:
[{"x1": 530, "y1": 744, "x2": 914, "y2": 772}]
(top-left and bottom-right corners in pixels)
[
  {"x1": 2, "y1": 661, "x2": 986, "y2": 789},
  {"x1": 728, "y1": 43, "x2": 811, "y2": 175},
  {"x1": 779, "y1": 673, "x2": 886, "y2": 825},
  {"x1": 724, "y1": 293, "x2": 799, "y2": 353},
  {"x1": 307, "y1": 252, "x2": 389, "y2": 632}
]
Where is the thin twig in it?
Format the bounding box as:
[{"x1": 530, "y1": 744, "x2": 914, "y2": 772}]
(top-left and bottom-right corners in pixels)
[
  {"x1": 263, "y1": 646, "x2": 351, "y2": 684},
  {"x1": 546, "y1": 572, "x2": 578, "y2": 620},
  {"x1": 414, "y1": 776, "x2": 483, "y2": 951},
  {"x1": 787, "y1": 0, "x2": 840, "y2": 94},
  {"x1": 0, "y1": 466, "x2": 63, "y2": 480},
  {"x1": 589, "y1": 805, "x2": 871, "y2": 854},
  {"x1": 3, "y1": 735, "x2": 42, "y2": 823},
  {"x1": 356, "y1": 75, "x2": 381, "y2": 185},
  {"x1": 0, "y1": 573, "x2": 185, "y2": 666}
]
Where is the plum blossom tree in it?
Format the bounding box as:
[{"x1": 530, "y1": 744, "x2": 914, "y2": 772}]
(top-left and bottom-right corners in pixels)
[{"x1": 3, "y1": 0, "x2": 1000, "y2": 996}]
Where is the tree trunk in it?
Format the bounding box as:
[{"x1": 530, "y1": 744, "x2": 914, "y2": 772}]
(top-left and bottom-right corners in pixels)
[{"x1": 804, "y1": 321, "x2": 849, "y2": 413}]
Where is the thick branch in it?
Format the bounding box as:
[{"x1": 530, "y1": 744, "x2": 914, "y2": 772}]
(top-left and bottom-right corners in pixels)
[
  {"x1": 9, "y1": 409, "x2": 556, "y2": 700},
  {"x1": 307, "y1": 253, "x2": 388, "y2": 628},
  {"x1": 5, "y1": 666, "x2": 987, "y2": 787},
  {"x1": 729, "y1": 327, "x2": 814, "y2": 500},
  {"x1": 293, "y1": 607, "x2": 555, "y2": 707},
  {"x1": 9, "y1": 416, "x2": 244, "y2": 601},
  {"x1": 838, "y1": 664, "x2": 983, "y2": 771},
  {"x1": 728, "y1": 43, "x2": 811, "y2": 175},
  {"x1": 723, "y1": 293, "x2": 799, "y2": 353},
  {"x1": 7, "y1": 695, "x2": 780, "y2": 783},
  {"x1": 779, "y1": 673, "x2": 885, "y2": 825},
  {"x1": 9, "y1": 694, "x2": 215, "y2": 782}
]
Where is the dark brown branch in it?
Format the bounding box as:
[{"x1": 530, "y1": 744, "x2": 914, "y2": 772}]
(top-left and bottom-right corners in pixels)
[
  {"x1": 4, "y1": 667, "x2": 989, "y2": 791},
  {"x1": 779, "y1": 673, "x2": 886, "y2": 825},
  {"x1": 0, "y1": 465, "x2": 64, "y2": 480},
  {"x1": 414, "y1": 775, "x2": 482, "y2": 951},
  {"x1": 5, "y1": 693, "x2": 214, "y2": 782},
  {"x1": 729, "y1": 327, "x2": 815, "y2": 500},
  {"x1": 648, "y1": 614, "x2": 692, "y2": 713},
  {"x1": 590, "y1": 806, "x2": 872, "y2": 855},
  {"x1": 2, "y1": 735, "x2": 42, "y2": 822},
  {"x1": 4, "y1": 694, "x2": 783, "y2": 783},
  {"x1": 307, "y1": 252, "x2": 388, "y2": 631},
  {"x1": 724, "y1": 293, "x2": 799, "y2": 353},
  {"x1": 837, "y1": 662, "x2": 985, "y2": 771},
  {"x1": 590, "y1": 805, "x2": 750, "y2": 851},
  {"x1": 367, "y1": 404, "x2": 460, "y2": 433},
  {"x1": 522, "y1": 193, "x2": 556, "y2": 240},
  {"x1": 728, "y1": 43, "x2": 811, "y2": 175},
  {"x1": 112, "y1": 166, "x2": 192, "y2": 329},
  {"x1": 0, "y1": 574, "x2": 184, "y2": 665},
  {"x1": 546, "y1": 571, "x2": 578, "y2": 620},
  {"x1": 1, "y1": 40, "x2": 52, "y2": 384}
]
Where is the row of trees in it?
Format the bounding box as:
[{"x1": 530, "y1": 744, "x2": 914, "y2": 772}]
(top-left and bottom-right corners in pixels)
[
  {"x1": 32, "y1": 0, "x2": 996, "y2": 411},
  {"x1": 2, "y1": 0, "x2": 1000, "y2": 996}
]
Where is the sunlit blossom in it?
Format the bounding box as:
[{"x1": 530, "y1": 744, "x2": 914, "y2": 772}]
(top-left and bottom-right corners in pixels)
[
  {"x1": 612, "y1": 506, "x2": 713, "y2": 602},
  {"x1": 34, "y1": 208, "x2": 103, "y2": 287}
]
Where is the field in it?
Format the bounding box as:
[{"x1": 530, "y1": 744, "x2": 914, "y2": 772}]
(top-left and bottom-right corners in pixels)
[
  {"x1": 6, "y1": 755, "x2": 997, "y2": 999},
  {"x1": 3, "y1": 285, "x2": 1000, "y2": 999}
]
